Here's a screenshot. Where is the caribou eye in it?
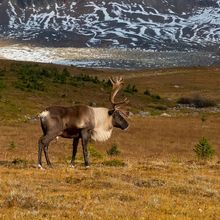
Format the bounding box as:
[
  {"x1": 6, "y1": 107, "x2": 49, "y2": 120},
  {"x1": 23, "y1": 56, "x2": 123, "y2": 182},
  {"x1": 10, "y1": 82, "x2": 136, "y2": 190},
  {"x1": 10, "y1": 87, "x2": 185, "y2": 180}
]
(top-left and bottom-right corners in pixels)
[{"x1": 108, "y1": 109, "x2": 115, "y2": 116}]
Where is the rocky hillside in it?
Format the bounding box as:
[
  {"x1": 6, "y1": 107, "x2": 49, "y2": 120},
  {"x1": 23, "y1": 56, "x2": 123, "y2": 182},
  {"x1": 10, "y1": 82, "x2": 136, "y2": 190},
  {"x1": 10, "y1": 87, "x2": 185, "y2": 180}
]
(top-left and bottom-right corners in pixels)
[{"x1": 0, "y1": 0, "x2": 219, "y2": 51}]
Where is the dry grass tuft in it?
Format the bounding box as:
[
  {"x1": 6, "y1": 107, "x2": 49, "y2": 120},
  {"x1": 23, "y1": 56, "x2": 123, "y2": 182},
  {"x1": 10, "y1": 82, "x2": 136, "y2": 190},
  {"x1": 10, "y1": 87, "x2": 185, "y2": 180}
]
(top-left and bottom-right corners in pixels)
[
  {"x1": 102, "y1": 159, "x2": 127, "y2": 167},
  {"x1": 134, "y1": 178, "x2": 166, "y2": 188},
  {"x1": 3, "y1": 190, "x2": 40, "y2": 209}
]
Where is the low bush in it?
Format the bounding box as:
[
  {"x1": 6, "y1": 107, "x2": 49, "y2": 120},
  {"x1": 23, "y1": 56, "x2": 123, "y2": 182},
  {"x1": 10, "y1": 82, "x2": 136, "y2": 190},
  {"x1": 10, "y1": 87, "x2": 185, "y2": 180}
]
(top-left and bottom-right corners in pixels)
[
  {"x1": 0, "y1": 70, "x2": 5, "y2": 76},
  {"x1": 201, "y1": 114, "x2": 207, "y2": 123},
  {"x1": 144, "y1": 89, "x2": 151, "y2": 96},
  {"x1": 8, "y1": 141, "x2": 16, "y2": 150},
  {"x1": 0, "y1": 79, "x2": 5, "y2": 89},
  {"x1": 11, "y1": 158, "x2": 28, "y2": 167},
  {"x1": 177, "y1": 96, "x2": 216, "y2": 108},
  {"x1": 75, "y1": 74, "x2": 99, "y2": 84},
  {"x1": 154, "y1": 105, "x2": 167, "y2": 111},
  {"x1": 15, "y1": 76, "x2": 44, "y2": 91},
  {"x1": 15, "y1": 65, "x2": 45, "y2": 91},
  {"x1": 151, "y1": 94, "x2": 161, "y2": 100},
  {"x1": 0, "y1": 69, "x2": 5, "y2": 89},
  {"x1": 124, "y1": 84, "x2": 138, "y2": 94},
  {"x1": 106, "y1": 144, "x2": 121, "y2": 156},
  {"x1": 193, "y1": 137, "x2": 215, "y2": 160},
  {"x1": 13, "y1": 64, "x2": 111, "y2": 90},
  {"x1": 144, "y1": 89, "x2": 161, "y2": 101},
  {"x1": 11, "y1": 63, "x2": 120, "y2": 96},
  {"x1": 89, "y1": 145, "x2": 103, "y2": 159},
  {"x1": 52, "y1": 68, "x2": 70, "y2": 84},
  {"x1": 73, "y1": 74, "x2": 111, "y2": 88}
]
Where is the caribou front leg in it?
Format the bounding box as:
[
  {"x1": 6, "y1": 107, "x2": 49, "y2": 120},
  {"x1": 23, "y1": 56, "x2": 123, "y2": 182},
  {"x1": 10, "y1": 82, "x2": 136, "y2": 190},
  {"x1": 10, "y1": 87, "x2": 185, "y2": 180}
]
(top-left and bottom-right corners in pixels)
[{"x1": 38, "y1": 131, "x2": 60, "y2": 169}]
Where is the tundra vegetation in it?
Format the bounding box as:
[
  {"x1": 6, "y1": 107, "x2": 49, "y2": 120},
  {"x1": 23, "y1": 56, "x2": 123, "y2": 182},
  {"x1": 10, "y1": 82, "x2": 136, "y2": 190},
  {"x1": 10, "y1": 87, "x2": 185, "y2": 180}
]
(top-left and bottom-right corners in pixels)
[
  {"x1": 193, "y1": 137, "x2": 215, "y2": 161},
  {"x1": 0, "y1": 59, "x2": 220, "y2": 219}
]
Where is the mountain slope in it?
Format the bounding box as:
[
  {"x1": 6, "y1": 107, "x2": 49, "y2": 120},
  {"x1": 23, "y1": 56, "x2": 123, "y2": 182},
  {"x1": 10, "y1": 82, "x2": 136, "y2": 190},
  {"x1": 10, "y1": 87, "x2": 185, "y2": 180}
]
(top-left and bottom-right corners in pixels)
[{"x1": 0, "y1": 0, "x2": 219, "y2": 51}]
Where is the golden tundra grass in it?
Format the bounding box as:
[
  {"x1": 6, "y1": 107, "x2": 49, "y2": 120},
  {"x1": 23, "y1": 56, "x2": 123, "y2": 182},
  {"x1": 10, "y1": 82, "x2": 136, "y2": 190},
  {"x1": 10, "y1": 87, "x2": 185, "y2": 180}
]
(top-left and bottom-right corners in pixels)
[
  {"x1": 0, "y1": 60, "x2": 220, "y2": 219},
  {"x1": 0, "y1": 116, "x2": 220, "y2": 219}
]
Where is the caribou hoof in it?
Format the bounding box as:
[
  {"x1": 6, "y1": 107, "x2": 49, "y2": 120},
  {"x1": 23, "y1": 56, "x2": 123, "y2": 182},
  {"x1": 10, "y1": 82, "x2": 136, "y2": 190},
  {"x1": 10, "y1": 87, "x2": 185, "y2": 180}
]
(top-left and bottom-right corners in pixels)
[
  {"x1": 38, "y1": 164, "x2": 44, "y2": 170},
  {"x1": 85, "y1": 165, "x2": 90, "y2": 169},
  {"x1": 69, "y1": 164, "x2": 75, "y2": 168}
]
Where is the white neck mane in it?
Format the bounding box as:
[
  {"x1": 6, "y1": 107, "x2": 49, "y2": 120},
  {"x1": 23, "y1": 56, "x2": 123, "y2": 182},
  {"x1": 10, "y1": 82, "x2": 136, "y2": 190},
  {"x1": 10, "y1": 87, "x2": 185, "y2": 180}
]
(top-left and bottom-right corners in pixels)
[{"x1": 91, "y1": 107, "x2": 113, "y2": 142}]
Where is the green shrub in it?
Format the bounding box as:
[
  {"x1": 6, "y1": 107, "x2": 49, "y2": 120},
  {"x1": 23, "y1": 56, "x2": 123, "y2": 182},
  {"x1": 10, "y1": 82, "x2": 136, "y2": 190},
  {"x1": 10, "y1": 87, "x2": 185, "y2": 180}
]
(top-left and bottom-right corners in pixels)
[
  {"x1": 193, "y1": 137, "x2": 215, "y2": 160},
  {"x1": 0, "y1": 69, "x2": 5, "y2": 76},
  {"x1": 106, "y1": 144, "x2": 121, "y2": 156},
  {"x1": 73, "y1": 74, "x2": 111, "y2": 88},
  {"x1": 53, "y1": 68, "x2": 70, "y2": 84},
  {"x1": 40, "y1": 67, "x2": 61, "y2": 78},
  {"x1": 201, "y1": 114, "x2": 207, "y2": 123},
  {"x1": 0, "y1": 69, "x2": 5, "y2": 89},
  {"x1": 8, "y1": 141, "x2": 16, "y2": 150},
  {"x1": 124, "y1": 84, "x2": 138, "y2": 94},
  {"x1": 40, "y1": 68, "x2": 52, "y2": 78},
  {"x1": 102, "y1": 79, "x2": 112, "y2": 88},
  {"x1": 144, "y1": 89, "x2": 161, "y2": 101},
  {"x1": 15, "y1": 75, "x2": 44, "y2": 91},
  {"x1": 154, "y1": 105, "x2": 167, "y2": 111},
  {"x1": 68, "y1": 77, "x2": 84, "y2": 87},
  {"x1": 11, "y1": 158, "x2": 28, "y2": 168},
  {"x1": 15, "y1": 66, "x2": 45, "y2": 91},
  {"x1": 14, "y1": 64, "x2": 67, "y2": 90},
  {"x1": 75, "y1": 74, "x2": 99, "y2": 84},
  {"x1": 144, "y1": 89, "x2": 151, "y2": 96},
  {"x1": 89, "y1": 145, "x2": 103, "y2": 159},
  {"x1": 151, "y1": 94, "x2": 161, "y2": 100},
  {"x1": 12, "y1": 64, "x2": 112, "y2": 90},
  {"x1": 0, "y1": 79, "x2": 5, "y2": 89}
]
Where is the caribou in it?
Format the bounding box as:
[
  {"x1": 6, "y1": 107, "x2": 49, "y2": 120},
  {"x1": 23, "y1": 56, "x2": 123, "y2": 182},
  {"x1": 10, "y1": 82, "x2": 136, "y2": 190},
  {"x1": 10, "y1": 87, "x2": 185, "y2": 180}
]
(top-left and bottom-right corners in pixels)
[{"x1": 38, "y1": 77, "x2": 129, "y2": 169}]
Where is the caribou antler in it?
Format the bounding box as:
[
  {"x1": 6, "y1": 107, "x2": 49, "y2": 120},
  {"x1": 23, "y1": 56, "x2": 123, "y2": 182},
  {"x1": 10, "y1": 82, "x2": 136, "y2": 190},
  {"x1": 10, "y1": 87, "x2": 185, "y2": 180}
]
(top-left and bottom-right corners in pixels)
[{"x1": 109, "y1": 77, "x2": 129, "y2": 108}]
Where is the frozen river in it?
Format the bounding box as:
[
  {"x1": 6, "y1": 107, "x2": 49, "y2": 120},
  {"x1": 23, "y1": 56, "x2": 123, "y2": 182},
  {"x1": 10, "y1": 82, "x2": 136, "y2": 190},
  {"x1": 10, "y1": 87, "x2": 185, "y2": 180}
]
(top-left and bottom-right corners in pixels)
[{"x1": 0, "y1": 45, "x2": 219, "y2": 70}]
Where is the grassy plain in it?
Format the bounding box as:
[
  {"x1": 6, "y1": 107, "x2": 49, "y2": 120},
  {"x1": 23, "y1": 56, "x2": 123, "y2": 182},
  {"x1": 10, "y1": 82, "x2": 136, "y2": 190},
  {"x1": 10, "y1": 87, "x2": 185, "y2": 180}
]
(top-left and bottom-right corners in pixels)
[{"x1": 0, "y1": 59, "x2": 220, "y2": 219}]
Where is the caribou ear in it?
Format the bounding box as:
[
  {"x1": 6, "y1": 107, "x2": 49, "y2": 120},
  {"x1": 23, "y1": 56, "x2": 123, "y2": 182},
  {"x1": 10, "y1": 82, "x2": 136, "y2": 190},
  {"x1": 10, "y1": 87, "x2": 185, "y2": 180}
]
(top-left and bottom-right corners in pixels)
[{"x1": 108, "y1": 109, "x2": 115, "y2": 116}]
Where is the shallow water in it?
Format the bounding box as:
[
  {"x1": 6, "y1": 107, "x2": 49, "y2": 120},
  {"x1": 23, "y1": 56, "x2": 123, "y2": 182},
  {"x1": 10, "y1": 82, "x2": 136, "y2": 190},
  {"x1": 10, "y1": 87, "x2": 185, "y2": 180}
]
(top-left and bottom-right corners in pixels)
[{"x1": 0, "y1": 46, "x2": 219, "y2": 70}]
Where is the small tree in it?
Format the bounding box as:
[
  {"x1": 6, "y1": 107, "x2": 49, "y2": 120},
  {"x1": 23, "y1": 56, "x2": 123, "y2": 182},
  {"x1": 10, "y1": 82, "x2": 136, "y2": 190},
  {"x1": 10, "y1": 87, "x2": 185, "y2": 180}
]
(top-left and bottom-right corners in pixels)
[
  {"x1": 201, "y1": 114, "x2": 207, "y2": 123},
  {"x1": 123, "y1": 84, "x2": 138, "y2": 95},
  {"x1": 193, "y1": 137, "x2": 215, "y2": 160},
  {"x1": 107, "y1": 144, "x2": 121, "y2": 156}
]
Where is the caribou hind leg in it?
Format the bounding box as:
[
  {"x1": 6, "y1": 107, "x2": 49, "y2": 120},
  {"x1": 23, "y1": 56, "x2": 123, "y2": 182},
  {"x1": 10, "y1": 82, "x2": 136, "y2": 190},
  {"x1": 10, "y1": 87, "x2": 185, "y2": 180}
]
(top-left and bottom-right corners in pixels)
[
  {"x1": 70, "y1": 137, "x2": 79, "y2": 167},
  {"x1": 81, "y1": 129, "x2": 91, "y2": 168}
]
